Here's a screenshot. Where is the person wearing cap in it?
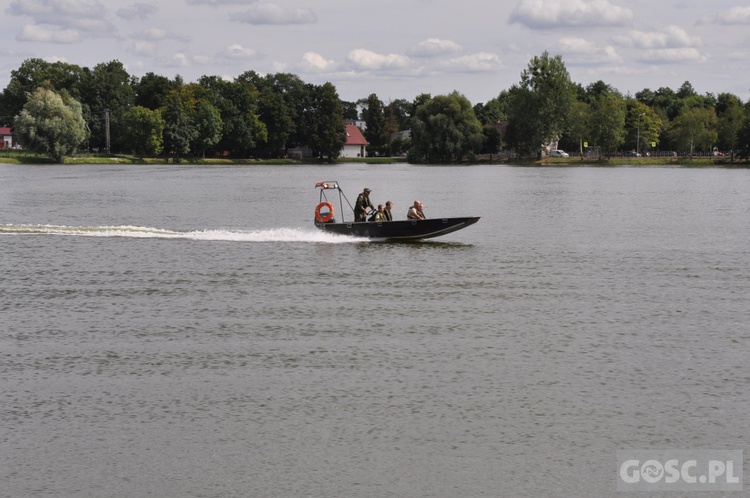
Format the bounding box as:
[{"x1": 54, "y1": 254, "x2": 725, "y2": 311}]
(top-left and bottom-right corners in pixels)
[
  {"x1": 354, "y1": 187, "x2": 374, "y2": 221},
  {"x1": 407, "y1": 200, "x2": 426, "y2": 220}
]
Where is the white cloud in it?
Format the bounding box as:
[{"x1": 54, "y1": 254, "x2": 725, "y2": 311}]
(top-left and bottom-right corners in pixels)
[
  {"x1": 134, "y1": 28, "x2": 191, "y2": 42},
  {"x1": 558, "y1": 37, "x2": 623, "y2": 64},
  {"x1": 440, "y1": 52, "x2": 502, "y2": 72},
  {"x1": 615, "y1": 25, "x2": 702, "y2": 49},
  {"x1": 160, "y1": 52, "x2": 213, "y2": 68},
  {"x1": 510, "y1": 0, "x2": 634, "y2": 29},
  {"x1": 300, "y1": 52, "x2": 336, "y2": 72},
  {"x1": 222, "y1": 44, "x2": 259, "y2": 59},
  {"x1": 17, "y1": 24, "x2": 81, "y2": 44},
  {"x1": 187, "y1": 0, "x2": 255, "y2": 4},
  {"x1": 192, "y1": 54, "x2": 213, "y2": 65},
  {"x1": 117, "y1": 3, "x2": 158, "y2": 21},
  {"x1": 347, "y1": 49, "x2": 410, "y2": 71},
  {"x1": 712, "y1": 6, "x2": 750, "y2": 25},
  {"x1": 233, "y1": 3, "x2": 317, "y2": 25},
  {"x1": 7, "y1": 0, "x2": 112, "y2": 34},
  {"x1": 131, "y1": 40, "x2": 157, "y2": 56},
  {"x1": 638, "y1": 48, "x2": 706, "y2": 63},
  {"x1": 408, "y1": 38, "x2": 463, "y2": 57}
]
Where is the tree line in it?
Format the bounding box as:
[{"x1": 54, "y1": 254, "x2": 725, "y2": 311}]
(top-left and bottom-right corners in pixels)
[{"x1": 2, "y1": 53, "x2": 749, "y2": 163}]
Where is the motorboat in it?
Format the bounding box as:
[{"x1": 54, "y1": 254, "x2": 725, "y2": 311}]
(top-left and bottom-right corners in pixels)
[{"x1": 314, "y1": 181, "x2": 480, "y2": 240}]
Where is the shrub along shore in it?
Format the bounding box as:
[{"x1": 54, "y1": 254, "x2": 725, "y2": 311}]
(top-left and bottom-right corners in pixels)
[{"x1": 0, "y1": 151, "x2": 746, "y2": 167}]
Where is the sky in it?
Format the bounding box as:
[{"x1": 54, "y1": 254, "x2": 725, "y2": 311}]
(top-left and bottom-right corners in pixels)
[{"x1": 2, "y1": 0, "x2": 750, "y2": 106}]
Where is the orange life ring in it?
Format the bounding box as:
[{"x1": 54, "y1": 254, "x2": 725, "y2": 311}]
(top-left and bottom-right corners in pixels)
[{"x1": 315, "y1": 201, "x2": 334, "y2": 223}]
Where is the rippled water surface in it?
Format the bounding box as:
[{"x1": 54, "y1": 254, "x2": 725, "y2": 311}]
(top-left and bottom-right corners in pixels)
[{"x1": 1, "y1": 163, "x2": 749, "y2": 497}]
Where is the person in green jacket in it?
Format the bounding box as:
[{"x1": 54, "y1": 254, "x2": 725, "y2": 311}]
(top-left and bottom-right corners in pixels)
[
  {"x1": 354, "y1": 187, "x2": 373, "y2": 221},
  {"x1": 383, "y1": 200, "x2": 393, "y2": 221},
  {"x1": 374, "y1": 204, "x2": 387, "y2": 222}
]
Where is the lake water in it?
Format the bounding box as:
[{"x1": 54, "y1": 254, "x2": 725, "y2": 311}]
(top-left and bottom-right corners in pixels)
[{"x1": 1, "y1": 163, "x2": 748, "y2": 497}]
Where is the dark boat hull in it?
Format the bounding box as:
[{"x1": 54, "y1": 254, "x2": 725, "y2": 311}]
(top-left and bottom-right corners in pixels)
[{"x1": 314, "y1": 216, "x2": 480, "y2": 240}]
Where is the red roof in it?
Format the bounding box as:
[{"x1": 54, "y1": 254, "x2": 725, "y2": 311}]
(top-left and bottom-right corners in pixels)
[
  {"x1": 345, "y1": 124, "x2": 368, "y2": 146},
  {"x1": 0, "y1": 127, "x2": 12, "y2": 135}
]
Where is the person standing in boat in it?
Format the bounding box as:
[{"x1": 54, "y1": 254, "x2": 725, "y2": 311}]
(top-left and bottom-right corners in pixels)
[
  {"x1": 354, "y1": 187, "x2": 374, "y2": 221},
  {"x1": 383, "y1": 200, "x2": 394, "y2": 221},
  {"x1": 407, "y1": 200, "x2": 426, "y2": 220}
]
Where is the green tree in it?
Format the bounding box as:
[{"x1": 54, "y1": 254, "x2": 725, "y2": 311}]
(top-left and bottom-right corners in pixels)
[
  {"x1": 253, "y1": 85, "x2": 293, "y2": 158},
  {"x1": 669, "y1": 107, "x2": 718, "y2": 155},
  {"x1": 192, "y1": 99, "x2": 223, "y2": 158},
  {"x1": 481, "y1": 124, "x2": 502, "y2": 158},
  {"x1": 474, "y1": 94, "x2": 508, "y2": 125},
  {"x1": 384, "y1": 98, "x2": 413, "y2": 130},
  {"x1": 408, "y1": 91, "x2": 483, "y2": 163},
  {"x1": 736, "y1": 104, "x2": 750, "y2": 160},
  {"x1": 361, "y1": 93, "x2": 386, "y2": 150},
  {"x1": 626, "y1": 101, "x2": 662, "y2": 154},
  {"x1": 506, "y1": 52, "x2": 577, "y2": 156},
  {"x1": 14, "y1": 86, "x2": 86, "y2": 162},
  {"x1": 134, "y1": 72, "x2": 175, "y2": 110},
  {"x1": 78, "y1": 60, "x2": 135, "y2": 153},
  {"x1": 161, "y1": 91, "x2": 198, "y2": 161},
  {"x1": 308, "y1": 82, "x2": 345, "y2": 161},
  {"x1": 341, "y1": 100, "x2": 358, "y2": 120},
  {"x1": 588, "y1": 92, "x2": 626, "y2": 158},
  {"x1": 198, "y1": 75, "x2": 266, "y2": 157},
  {"x1": 121, "y1": 106, "x2": 164, "y2": 157},
  {"x1": 563, "y1": 100, "x2": 590, "y2": 157},
  {"x1": 715, "y1": 93, "x2": 744, "y2": 158},
  {"x1": 0, "y1": 58, "x2": 85, "y2": 119},
  {"x1": 262, "y1": 73, "x2": 309, "y2": 152}
]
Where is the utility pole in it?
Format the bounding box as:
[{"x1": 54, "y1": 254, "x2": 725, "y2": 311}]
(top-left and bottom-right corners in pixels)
[
  {"x1": 637, "y1": 113, "x2": 644, "y2": 157},
  {"x1": 104, "y1": 109, "x2": 110, "y2": 154}
]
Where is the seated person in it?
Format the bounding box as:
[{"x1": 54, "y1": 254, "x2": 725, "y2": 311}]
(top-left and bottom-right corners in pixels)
[
  {"x1": 407, "y1": 200, "x2": 426, "y2": 220},
  {"x1": 383, "y1": 201, "x2": 393, "y2": 221},
  {"x1": 369, "y1": 204, "x2": 387, "y2": 222}
]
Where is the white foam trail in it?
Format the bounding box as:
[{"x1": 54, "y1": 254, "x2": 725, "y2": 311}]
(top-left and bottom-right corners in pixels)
[{"x1": 0, "y1": 224, "x2": 367, "y2": 244}]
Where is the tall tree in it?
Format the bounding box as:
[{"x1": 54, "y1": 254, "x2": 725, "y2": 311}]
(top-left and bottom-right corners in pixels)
[
  {"x1": 562, "y1": 100, "x2": 590, "y2": 157},
  {"x1": 0, "y1": 58, "x2": 85, "y2": 119},
  {"x1": 192, "y1": 99, "x2": 223, "y2": 158},
  {"x1": 626, "y1": 100, "x2": 662, "y2": 154},
  {"x1": 669, "y1": 107, "x2": 718, "y2": 155},
  {"x1": 361, "y1": 93, "x2": 386, "y2": 150},
  {"x1": 384, "y1": 98, "x2": 413, "y2": 130},
  {"x1": 506, "y1": 52, "x2": 577, "y2": 156},
  {"x1": 308, "y1": 82, "x2": 345, "y2": 161},
  {"x1": 121, "y1": 106, "x2": 165, "y2": 157},
  {"x1": 408, "y1": 91, "x2": 483, "y2": 163},
  {"x1": 134, "y1": 72, "x2": 175, "y2": 110},
  {"x1": 715, "y1": 93, "x2": 744, "y2": 157},
  {"x1": 161, "y1": 91, "x2": 198, "y2": 161},
  {"x1": 735, "y1": 104, "x2": 750, "y2": 160},
  {"x1": 78, "y1": 60, "x2": 135, "y2": 153},
  {"x1": 14, "y1": 86, "x2": 86, "y2": 163},
  {"x1": 251, "y1": 80, "x2": 294, "y2": 158},
  {"x1": 198, "y1": 75, "x2": 265, "y2": 157},
  {"x1": 588, "y1": 92, "x2": 626, "y2": 158},
  {"x1": 474, "y1": 95, "x2": 508, "y2": 125}
]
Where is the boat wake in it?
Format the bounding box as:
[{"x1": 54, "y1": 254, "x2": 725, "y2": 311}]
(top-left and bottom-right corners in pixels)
[{"x1": 0, "y1": 224, "x2": 367, "y2": 244}]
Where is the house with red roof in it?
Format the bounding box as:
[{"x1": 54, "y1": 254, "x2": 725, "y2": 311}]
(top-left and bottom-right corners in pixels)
[
  {"x1": 341, "y1": 123, "x2": 368, "y2": 158},
  {"x1": 0, "y1": 127, "x2": 14, "y2": 149},
  {"x1": 286, "y1": 122, "x2": 369, "y2": 159}
]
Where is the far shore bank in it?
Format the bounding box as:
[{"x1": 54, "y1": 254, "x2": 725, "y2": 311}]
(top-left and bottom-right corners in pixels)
[{"x1": 0, "y1": 152, "x2": 747, "y2": 168}]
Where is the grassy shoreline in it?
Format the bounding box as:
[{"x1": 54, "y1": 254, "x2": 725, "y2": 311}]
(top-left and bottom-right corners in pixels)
[{"x1": 1, "y1": 152, "x2": 747, "y2": 167}]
